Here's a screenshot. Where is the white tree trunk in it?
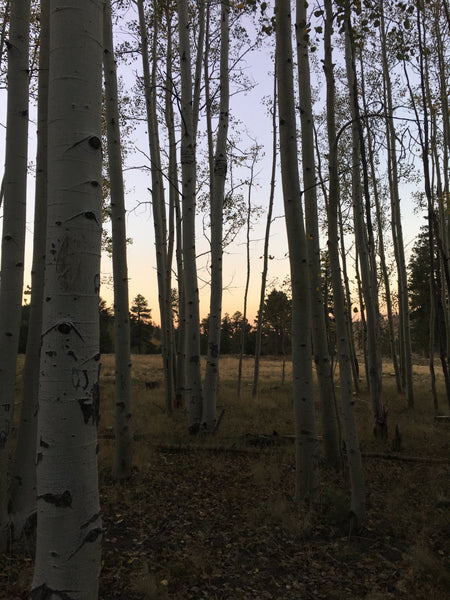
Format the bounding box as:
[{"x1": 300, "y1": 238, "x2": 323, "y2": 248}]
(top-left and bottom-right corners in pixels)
[
  {"x1": 324, "y1": 0, "x2": 364, "y2": 529},
  {"x1": 380, "y1": 4, "x2": 414, "y2": 407},
  {"x1": 276, "y1": 0, "x2": 318, "y2": 501},
  {"x1": 0, "y1": 0, "x2": 30, "y2": 553},
  {"x1": 296, "y1": 0, "x2": 340, "y2": 468},
  {"x1": 203, "y1": 1, "x2": 230, "y2": 430},
  {"x1": 103, "y1": 0, "x2": 133, "y2": 480},
  {"x1": 31, "y1": 1, "x2": 103, "y2": 597},
  {"x1": 177, "y1": 0, "x2": 203, "y2": 433},
  {"x1": 343, "y1": 5, "x2": 387, "y2": 438},
  {"x1": 9, "y1": 0, "x2": 48, "y2": 541},
  {"x1": 137, "y1": 0, "x2": 174, "y2": 413},
  {"x1": 253, "y1": 70, "x2": 277, "y2": 398}
]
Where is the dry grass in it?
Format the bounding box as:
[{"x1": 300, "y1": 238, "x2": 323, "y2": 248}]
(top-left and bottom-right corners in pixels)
[{"x1": 3, "y1": 353, "x2": 449, "y2": 599}]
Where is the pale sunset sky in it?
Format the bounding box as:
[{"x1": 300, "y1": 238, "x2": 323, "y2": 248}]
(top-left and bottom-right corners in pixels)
[{"x1": 0, "y1": 3, "x2": 424, "y2": 327}]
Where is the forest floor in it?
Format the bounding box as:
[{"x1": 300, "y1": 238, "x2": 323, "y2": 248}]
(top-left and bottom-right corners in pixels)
[{"x1": 2, "y1": 355, "x2": 449, "y2": 599}]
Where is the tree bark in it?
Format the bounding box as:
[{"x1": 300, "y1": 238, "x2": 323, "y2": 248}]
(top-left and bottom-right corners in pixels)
[
  {"x1": 31, "y1": 1, "x2": 103, "y2": 596},
  {"x1": 203, "y1": 1, "x2": 230, "y2": 430},
  {"x1": 177, "y1": 0, "x2": 203, "y2": 433},
  {"x1": 343, "y1": 4, "x2": 387, "y2": 438},
  {"x1": 296, "y1": 0, "x2": 340, "y2": 468},
  {"x1": 276, "y1": 0, "x2": 318, "y2": 501},
  {"x1": 137, "y1": 0, "x2": 174, "y2": 414},
  {"x1": 103, "y1": 0, "x2": 133, "y2": 480},
  {"x1": 253, "y1": 70, "x2": 277, "y2": 398},
  {"x1": 324, "y1": 0, "x2": 364, "y2": 529},
  {"x1": 9, "y1": 0, "x2": 46, "y2": 543},
  {"x1": 0, "y1": 0, "x2": 30, "y2": 553}
]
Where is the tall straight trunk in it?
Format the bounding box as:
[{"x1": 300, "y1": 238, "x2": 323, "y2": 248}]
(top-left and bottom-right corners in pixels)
[
  {"x1": 358, "y1": 54, "x2": 402, "y2": 394},
  {"x1": 275, "y1": 0, "x2": 318, "y2": 501},
  {"x1": 324, "y1": 0, "x2": 364, "y2": 529},
  {"x1": 31, "y1": 1, "x2": 103, "y2": 597},
  {"x1": 412, "y1": 2, "x2": 450, "y2": 411},
  {"x1": 164, "y1": 5, "x2": 184, "y2": 407},
  {"x1": 253, "y1": 70, "x2": 277, "y2": 398},
  {"x1": 296, "y1": 0, "x2": 340, "y2": 468},
  {"x1": 103, "y1": 0, "x2": 133, "y2": 480},
  {"x1": 0, "y1": 0, "x2": 30, "y2": 553},
  {"x1": 343, "y1": 5, "x2": 387, "y2": 438},
  {"x1": 203, "y1": 1, "x2": 230, "y2": 430},
  {"x1": 338, "y1": 203, "x2": 360, "y2": 392},
  {"x1": 379, "y1": 2, "x2": 414, "y2": 407},
  {"x1": 237, "y1": 153, "x2": 256, "y2": 400},
  {"x1": 137, "y1": 0, "x2": 173, "y2": 413},
  {"x1": 177, "y1": 0, "x2": 203, "y2": 433},
  {"x1": 9, "y1": 0, "x2": 47, "y2": 542}
]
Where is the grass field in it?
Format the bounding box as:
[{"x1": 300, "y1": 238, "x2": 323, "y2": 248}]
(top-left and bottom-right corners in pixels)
[{"x1": 2, "y1": 354, "x2": 449, "y2": 599}]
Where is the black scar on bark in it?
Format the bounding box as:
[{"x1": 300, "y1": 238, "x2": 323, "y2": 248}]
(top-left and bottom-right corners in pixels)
[
  {"x1": 78, "y1": 398, "x2": 98, "y2": 425},
  {"x1": 57, "y1": 323, "x2": 71, "y2": 334},
  {"x1": 68, "y1": 527, "x2": 104, "y2": 559},
  {"x1": 39, "y1": 437, "x2": 50, "y2": 448},
  {"x1": 209, "y1": 343, "x2": 219, "y2": 359},
  {"x1": 67, "y1": 350, "x2": 77, "y2": 361},
  {"x1": 30, "y1": 583, "x2": 76, "y2": 600},
  {"x1": 88, "y1": 136, "x2": 101, "y2": 149},
  {"x1": 36, "y1": 452, "x2": 43, "y2": 464},
  {"x1": 81, "y1": 511, "x2": 101, "y2": 529},
  {"x1": 37, "y1": 490, "x2": 72, "y2": 508}
]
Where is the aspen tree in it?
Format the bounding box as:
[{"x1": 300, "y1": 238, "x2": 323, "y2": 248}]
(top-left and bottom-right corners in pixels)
[
  {"x1": 136, "y1": 0, "x2": 174, "y2": 413},
  {"x1": 253, "y1": 69, "x2": 277, "y2": 398},
  {"x1": 177, "y1": 0, "x2": 203, "y2": 433},
  {"x1": 163, "y1": 4, "x2": 185, "y2": 407},
  {"x1": 276, "y1": 0, "x2": 318, "y2": 500},
  {"x1": 324, "y1": 0, "x2": 364, "y2": 528},
  {"x1": 379, "y1": 2, "x2": 414, "y2": 407},
  {"x1": 9, "y1": 0, "x2": 47, "y2": 541},
  {"x1": 203, "y1": 0, "x2": 230, "y2": 430},
  {"x1": 343, "y1": 2, "x2": 387, "y2": 438},
  {"x1": 0, "y1": 0, "x2": 30, "y2": 553},
  {"x1": 31, "y1": 1, "x2": 103, "y2": 597},
  {"x1": 296, "y1": 0, "x2": 340, "y2": 467},
  {"x1": 103, "y1": 0, "x2": 133, "y2": 479}
]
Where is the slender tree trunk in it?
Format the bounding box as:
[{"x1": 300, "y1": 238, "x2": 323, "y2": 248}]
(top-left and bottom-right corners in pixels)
[
  {"x1": 9, "y1": 0, "x2": 46, "y2": 542},
  {"x1": 343, "y1": 5, "x2": 387, "y2": 438},
  {"x1": 203, "y1": 1, "x2": 230, "y2": 430},
  {"x1": 358, "y1": 55, "x2": 402, "y2": 394},
  {"x1": 0, "y1": 0, "x2": 30, "y2": 553},
  {"x1": 253, "y1": 70, "x2": 277, "y2": 398},
  {"x1": 296, "y1": 0, "x2": 340, "y2": 467},
  {"x1": 276, "y1": 0, "x2": 318, "y2": 501},
  {"x1": 324, "y1": 0, "x2": 364, "y2": 529},
  {"x1": 338, "y1": 203, "x2": 360, "y2": 392},
  {"x1": 237, "y1": 152, "x2": 256, "y2": 400},
  {"x1": 177, "y1": 0, "x2": 203, "y2": 433},
  {"x1": 103, "y1": 0, "x2": 133, "y2": 480},
  {"x1": 379, "y1": 3, "x2": 414, "y2": 407},
  {"x1": 31, "y1": 1, "x2": 103, "y2": 596},
  {"x1": 164, "y1": 5, "x2": 184, "y2": 408},
  {"x1": 137, "y1": 0, "x2": 173, "y2": 413}
]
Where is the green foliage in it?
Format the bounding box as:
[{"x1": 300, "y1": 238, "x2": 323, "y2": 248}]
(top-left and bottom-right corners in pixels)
[
  {"x1": 408, "y1": 225, "x2": 436, "y2": 356},
  {"x1": 130, "y1": 294, "x2": 155, "y2": 354},
  {"x1": 261, "y1": 288, "x2": 291, "y2": 355}
]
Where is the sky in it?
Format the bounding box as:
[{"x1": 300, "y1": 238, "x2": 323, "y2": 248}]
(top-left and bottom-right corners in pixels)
[{"x1": 0, "y1": 2, "x2": 426, "y2": 328}]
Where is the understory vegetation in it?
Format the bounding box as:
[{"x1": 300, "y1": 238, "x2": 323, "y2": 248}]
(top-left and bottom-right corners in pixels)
[{"x1": 2, "y1": 355, "x2": 449, "y2": 600}]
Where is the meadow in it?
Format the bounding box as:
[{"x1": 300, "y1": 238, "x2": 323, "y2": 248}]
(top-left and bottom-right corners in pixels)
[{"x1": 2, "y1": 354, "x2": 449, "y2": 599}]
